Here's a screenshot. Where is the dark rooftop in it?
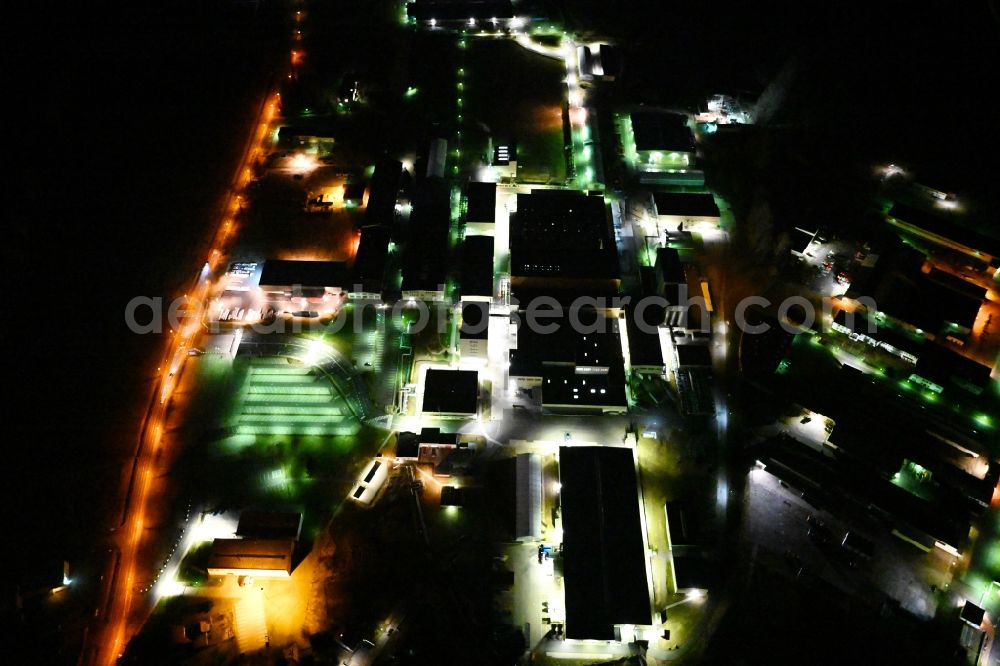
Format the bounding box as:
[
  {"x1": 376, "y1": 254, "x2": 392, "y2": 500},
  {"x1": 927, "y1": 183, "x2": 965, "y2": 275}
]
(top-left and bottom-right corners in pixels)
[
  {"x1": 402, "y1": 177, "x2": 451, "y2": 293},
  {"x1": 396, "y1": 431, "x2": 420, "y2": 458},
  {"x1": 510, "y1": 189, "x2": 618, "y2": 281},
  {"x1": 560, "y1": 446, "x2": 651, "y2": 640},
  {"x1": 653, "y1": 192, "x2": 720, "y2": 219},
  {"x1": 676, "y1": 343, "x2": 712, "y2": 367},
  {"x1": 364, "y1": 158, "x2": 402, "y2": 228},
  {"x1": 465, "y1": 181, "x2": 497, "y2": 223},
  {"x1": 460, "y1": 301, "x2": 489, "y2": 340},
  {"x1": 625, "y1": 302, "x2": 665, "y2": 368},
  {"x1": 913, "y1": 343, "x2": 993, "y2": 394},
  {"x1": 351, "y1": 225, "x2": 391, "y2": 295},
  {"x1": 926, "y1": 268, "x2": 987, "y2": 301},
  {"x1": 542, "y1": 366, "x2": 628, "y2": 409},
  {"x1": 874, "y1": 273, "x2": 982, "y2": 333},
  {"x1": 509, "y1": 307, "x2": 623, "y2": 374},
  {"x1": 630, "y1": 111, "x2": 694, "y2": 153},
  {"x1": 460, "y1": 235, "x2": 494, "y2": 299},
  {"x1": 440, "y1": 486, "x2": 465, "y2": 506},
  {"x1": 791, "y1": 227, "x2": 817, "y2": 254},
  {"x1": 889, "y1": 202, "x2": 1000, "y2": 259},
  {"x1": 422, "y1": 369, "x2": 478, "y2": 415},
  {"x1": 258, "y1": 259, "x2": 346, "y2": 289},
  {"x1": 759, "y1": 437, "x2": 968, "y2": 551},
  {"x1": 655, "y1": 247, "x2": 686, "y2": 285}
]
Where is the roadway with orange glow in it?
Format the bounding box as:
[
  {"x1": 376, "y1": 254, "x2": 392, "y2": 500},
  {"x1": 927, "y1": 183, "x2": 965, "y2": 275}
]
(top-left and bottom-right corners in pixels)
[{"x1": 84, "y1": 86, "x2": 281, "y2": 666}]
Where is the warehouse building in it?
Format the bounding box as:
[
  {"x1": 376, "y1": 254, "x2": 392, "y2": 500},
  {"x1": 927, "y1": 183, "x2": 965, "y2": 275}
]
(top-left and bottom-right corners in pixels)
[
  {"x1": 559, "y1": 446, "x2": 652, "y2": 640},
  {"x1": 421, "y1": 368, "x2": 479, "y2": 417},
  {"x1": 206, "y1": 538, "x2": 296, "y2": 578}
]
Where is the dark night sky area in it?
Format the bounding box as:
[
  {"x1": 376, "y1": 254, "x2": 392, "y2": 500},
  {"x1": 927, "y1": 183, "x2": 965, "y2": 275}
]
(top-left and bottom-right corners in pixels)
[{"x1": 4, "y1": 0, "x2": 286, "y2": 621}]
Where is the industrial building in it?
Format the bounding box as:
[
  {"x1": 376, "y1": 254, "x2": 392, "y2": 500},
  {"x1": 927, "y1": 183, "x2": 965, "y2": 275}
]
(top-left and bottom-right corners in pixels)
[
  {"x1": 652, "y1": 192, "x2": 721, "y2": 231},
  {"x1": 258, "y1": 259, "x2": 347, "y2": 298},
  {"x1": 559, "y1": 446, "x2": 652, "y2": 640},
  {"x1": 576, "y1": 43, "x2": 621, "y2": 82},
  {"x1": 514, "y1": 453, "x2": 542, "y2": 541},
  {"x1": 350, "y1": 225, "x2": 391, "y2": 300},
  {"x1": 509, "y1": 307, "x2": 627, "y2": 413},
  {"x1": 888, "y1": 202, "x2": 1000, "y2": 273},
  {"x1": 460, "y1": 235, "x2": 494, "y2": 301},
  {"x1": 401, "y1": 177, "x2": 451, "y2": 301},
  {"x1": 395, "y1": 427, "x2": 460, "y2": 464},
  {"x1": 623, "y1": 301, "x2": 667, "y2": 375},
  {"x1": 421, "y1": 368, "x2": 479, "y2": 417},
  {"x1": 463, "y1": 181, "x2": 497, "y2": 234},
  {"x1": 459, "y1": 301, "x2": 490, "y2": 364},
  {"x1": 670, "y1": 341, "x2": 714, "y2": 417},
  {"x1": 351, "y1": 457, "x2": 390, "y2": 506},
  {"x1": 654, "y1": 247, "x2": 686, "y2": 298},
  {"x1": 364, "y1": 158, "x2": 403, "y2": 228},
  {"x1": 845, "y1": 238, "x2": 984, "y2": 339},
  {"x1": 206, "y1": 538, "x2": 296, "y2": 578},
  {"x1": 510, "y1": 189, "x2": 619, "y2": 296},
  {"x1": 790, "y1": 227, "x2": 819, "y2": 258}
]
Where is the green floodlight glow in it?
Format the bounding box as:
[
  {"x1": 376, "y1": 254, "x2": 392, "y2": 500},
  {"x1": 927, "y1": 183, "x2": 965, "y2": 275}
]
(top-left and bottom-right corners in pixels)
[
  {"x1": 405, "y1": 86, "x2": 419, "y2": 97},
  {"x1": 457, "y1": 82, "x2": 464, "y2": 90},
  {"x1": 458, "y1": 67, "x2": 465, "y2": 76},
  {"x1": 582, "y1": 146, "x2": 592, "y2": 160},
  {"x1": 975, "y1": 413, "x2": 995, "y2": 428}
]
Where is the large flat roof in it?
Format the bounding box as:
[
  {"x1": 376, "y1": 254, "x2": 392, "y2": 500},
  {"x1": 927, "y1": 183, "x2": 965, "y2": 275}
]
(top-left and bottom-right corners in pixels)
[
  {"x1": 542, "y1": 367, "x2": 627, "y2": 409},
  {"x1": 364, "y1": 158, "x2": 402, "y2": 227},
  {"x1": 675, "y1": 343, "x2": 712, "y2": 367},
  {"x1": 351, "y1": 225, "x2": 391, "y2": 293},
  {"x1": 509, "y1": 307, "x2": 624, "y2": 374},
  {"x1": 422, "y1": 369, "x2": 478, "y2": 415},
  {"x1": 874, "y1": 273, "x2": 982, "y2": 333},
  {"x1": 207, "y1": 538, "x2": 294, "y2": 573},
  {"x1": 460, "y1": 235, "x2": 494, "y2": 298},
  {"x1": 655, "y1": 247, "x2": 686, "y2": 284},
  {"x1": 510, "y1": 189, "x2": 618, "y2": 281},
  {"x1": 465, "y1": 181, "x2": 496, "y2": 223},
  {"x1": 259, "y1": 260, "x2": 346, "y2": 288},
  {"x1": 889, "y1": 202, "x2": 1000, "y2": 259},
  {"x1": 559, "y1": 446, "x2": 651, "y2": 640},
  {"x1": 625, "y1": 302, "x2": 665, "y2": 368},
  {"x1": 460, "y1": 302, "x2": 489, "y2": 340},
  {"x1": 653, "y1": 192, "x2": 720, "y2": 219},
  {"x1": 630, "y1": 111, "x2": 694, "y2": 153},
  {"x1": 402, "y1": 178, "x2": 451, "y2": 292},
  {"x1": 914, "y1": 343, "x2": 993, "y2": 393}
]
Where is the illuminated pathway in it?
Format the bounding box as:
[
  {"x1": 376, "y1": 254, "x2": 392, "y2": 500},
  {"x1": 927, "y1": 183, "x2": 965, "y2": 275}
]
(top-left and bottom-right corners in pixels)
[{"x1": 85, "y1": 79, "x2": 281, "y2": 666}]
